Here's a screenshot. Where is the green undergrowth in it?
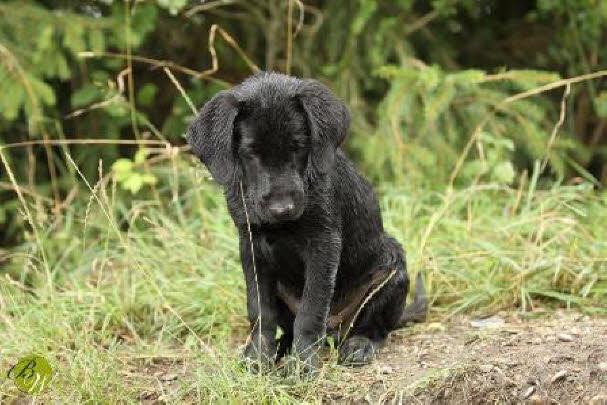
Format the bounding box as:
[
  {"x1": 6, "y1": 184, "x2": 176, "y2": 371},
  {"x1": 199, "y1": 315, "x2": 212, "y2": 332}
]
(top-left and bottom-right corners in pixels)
[{"x1": 1, "y1": 156, "x2": 606, "y2": 402}]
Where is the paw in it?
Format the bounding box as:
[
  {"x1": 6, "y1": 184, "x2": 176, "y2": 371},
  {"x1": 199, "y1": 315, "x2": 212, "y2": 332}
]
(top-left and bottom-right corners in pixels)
[
  {"x1": 282, "y1": 340, "x2": 321, "y2": 376},
  {"x1": 240, "y1": 337, "x2": 276, "y2": 373},
  {"x1": 282, "y1": 352, "x2": 319, "y2": 377},
  {"x1": 338, "y1": 336, "x2": 377, "y2": 366}
]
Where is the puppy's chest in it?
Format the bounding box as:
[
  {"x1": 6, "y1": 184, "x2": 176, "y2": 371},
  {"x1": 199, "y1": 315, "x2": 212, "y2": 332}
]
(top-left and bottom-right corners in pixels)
[{"x1": 258, "y1": 230, "x2": 308, "y2": 276}]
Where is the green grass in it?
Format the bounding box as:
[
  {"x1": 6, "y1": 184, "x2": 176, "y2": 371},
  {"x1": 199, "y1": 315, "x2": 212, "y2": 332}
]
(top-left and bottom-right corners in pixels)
[{"x1": 1, "y1": 155, "x2": 606, "y2": 402}]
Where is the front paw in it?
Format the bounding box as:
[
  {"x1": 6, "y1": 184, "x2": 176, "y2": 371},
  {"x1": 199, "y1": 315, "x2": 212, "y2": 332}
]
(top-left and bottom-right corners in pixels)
[
  {"x1": 282, "y1": 351, "x2": 320, "y2": 376},
  {"x1": 241, "y1": 336, "x2": 276, "y2": 372},
  {"x1": 282, "y1": 339, "x2": 322, "y2": 376}
]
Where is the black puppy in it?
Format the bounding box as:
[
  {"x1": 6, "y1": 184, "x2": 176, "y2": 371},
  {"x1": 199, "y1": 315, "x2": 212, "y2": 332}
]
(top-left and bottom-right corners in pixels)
[{"x1": 187, "y1": 72, "x2": 426, "y2": 371}]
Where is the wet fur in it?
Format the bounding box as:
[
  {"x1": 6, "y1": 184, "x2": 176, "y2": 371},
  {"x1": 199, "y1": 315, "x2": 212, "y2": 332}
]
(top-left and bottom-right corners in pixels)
[{"x1": 187, "y1": 72, "x2": 424, "y2": 370}]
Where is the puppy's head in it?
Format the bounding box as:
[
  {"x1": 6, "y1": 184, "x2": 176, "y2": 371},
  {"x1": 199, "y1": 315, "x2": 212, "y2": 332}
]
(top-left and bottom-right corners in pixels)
[{"x1": 187, "y1": 73, "x2": 350, "y2": 224}]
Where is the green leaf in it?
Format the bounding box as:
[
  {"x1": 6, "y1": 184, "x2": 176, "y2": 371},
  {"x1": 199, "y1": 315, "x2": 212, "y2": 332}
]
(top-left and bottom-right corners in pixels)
[
  {"x1": 63, "y1": 24, "x2": 86, "y2": 54},
  {"x1": 128, "y1": 4, "x2": 159, "y2": 47},
  {"x1": 419, "y1": 65, "x2": 442, "y2": 91},
  {"x1": 461, "y1": 160, "x2": 488, "y2": 179},
  {"x1": 36, "y1": 25, "x2": 55, "y2": 51},
  {"x1": 1, "y1": 81, "x2": 25, "y2": 121},
  {"x1": 594, "y1": 91, "x2": 607, "y2": 119},
  {"x1": 156, "y1": 0, "x2": 188, "y2": 15},
  {"x1": 137, "y1": 83, "x2": 157, "y2": 107},
  {"x1": 88, "y1": 29, "x2": 105, "y2": 53},
  {"x1": 105, "y1": 102, "x2": 129, "y2": 117},
  {"x1": 123, "y1": 173, "x2": 144, "y2": 194},
  {"x1": 111, "y1": 158, "x2": 133, "y2": 174},
  {"x1": 71, "y1": 84, "x2": 99, "y2": 108},
  {"x1": 134, "y1": 148, "x2": 150, "y2": 164},
  {"x1": 352, "y1": 0, "x2": 377, "y2": 35},
  {"x1": 448, "y1": 70, "x2": 486, "y2": 87},
  {"x1": 29, "y1": 76, "x2": 56, "y2": 106},
  {"x1": 492, "y1": 161, "x2": 516, "y2": 184},
  {"x1": 141, "y1": 173, "x2": 158, "y2": 185},
  {"x1": 56, "y1": 55, "x2": 71, "y2": 80}
]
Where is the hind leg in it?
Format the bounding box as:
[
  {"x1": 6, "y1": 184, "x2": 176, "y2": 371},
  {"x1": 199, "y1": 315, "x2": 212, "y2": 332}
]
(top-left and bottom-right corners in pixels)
[
  {"x1": 339, "y1": 237, "x2": 408, "y2": 366},
  {"x1": 338, "y1": 274, "x2": 408, "y2": 365}
]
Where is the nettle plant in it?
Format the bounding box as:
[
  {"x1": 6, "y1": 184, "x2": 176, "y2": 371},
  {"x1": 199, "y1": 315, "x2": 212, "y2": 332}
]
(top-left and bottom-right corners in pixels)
[{"x1": 111, "y1": 148, "x2": 158, "y2": 194}]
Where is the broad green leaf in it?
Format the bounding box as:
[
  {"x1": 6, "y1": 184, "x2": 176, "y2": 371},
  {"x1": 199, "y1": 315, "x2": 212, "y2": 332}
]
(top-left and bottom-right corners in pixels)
[
  {"x1": 123, "y1": 173, "x2": 144, "y2": 194},
  {"x1": 134, "y1": 148, "x2": 150, "y2": 164},
  {"x1": 111, "y1": 159, "x2": 133, "y2": 174},
  {"x1": 141, "y1": 173, "x2": 158, "y2": 185}
]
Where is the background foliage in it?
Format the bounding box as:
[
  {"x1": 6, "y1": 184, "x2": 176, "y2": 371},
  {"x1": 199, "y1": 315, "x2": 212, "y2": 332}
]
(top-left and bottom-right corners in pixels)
[
  {"x1": 1, "y1": 1, "x2": 607, "y2": 401},
  {"x1": 2, "y1": 0, "x2": 607, "y2": 246}
]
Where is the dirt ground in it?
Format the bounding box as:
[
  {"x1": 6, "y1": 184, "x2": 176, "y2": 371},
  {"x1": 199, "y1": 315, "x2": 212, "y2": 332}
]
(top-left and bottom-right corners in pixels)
[
  {"x1": 129, "y1": 311, "x2": 607, "y2": 404},
  {"x1": 335, "y1": 311, "x2": 607, "y2": 404},
  {"x1": 11, "y1": 311, "x2": 603, "y2": 404}
]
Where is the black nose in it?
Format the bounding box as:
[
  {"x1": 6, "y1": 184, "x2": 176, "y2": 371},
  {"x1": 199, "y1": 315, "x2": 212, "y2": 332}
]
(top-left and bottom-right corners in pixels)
[{"x1": 268, "y1": 200, "x2": 295, "y2": 218}]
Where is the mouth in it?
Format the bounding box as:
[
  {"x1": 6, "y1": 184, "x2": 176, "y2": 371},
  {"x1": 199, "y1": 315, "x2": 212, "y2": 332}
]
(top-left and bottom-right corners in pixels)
[
  {"x1": 265, "y1": 208, "x2": 303, "y2": 224},
  {"x1": 256, "y1": 202, "x2": 304, "y2": 224}
]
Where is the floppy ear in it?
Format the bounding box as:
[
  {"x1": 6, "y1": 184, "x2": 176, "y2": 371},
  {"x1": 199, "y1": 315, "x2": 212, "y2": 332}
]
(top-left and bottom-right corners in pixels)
[
  {"x1": 298, "y1": 79, "x2": 350, "y2": 173},
  {"x1": 186, "y1": 90, "x2": 239, "y2": 185}
]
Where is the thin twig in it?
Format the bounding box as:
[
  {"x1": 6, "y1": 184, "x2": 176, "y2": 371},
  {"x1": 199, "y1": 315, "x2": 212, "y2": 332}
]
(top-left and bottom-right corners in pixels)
[
  {"x1": 503, "y1": 70, "x2": 607, "y2": 104},
  {"x1": 79, "y1": 27, "x2": 258, "y2": 81},
  {"x1": 184, "y1": 0, "x2": 237, "y2": 17},
  {"x1": 239, "y1": 181, "x2": 263, "y2": 366},
  {"x1": 341, "y1": 270, "x2": 396, "y2": 343},
  {"x1": 404, "y1": 0, "x2": 459, "y2": 36},
  {"x1": 0, "y1": 139, "x2": 171, "y2": 150},
  {"x1": 0, "y1": 181, "x2": 53, "y2": 202},
  {"x1": 292, "y1": 0, "x2": 305, "y2": 38},
  {"x1": 540, "y1": 83, "x2": 571, "y2": 173},
  {"x1": 124, "y1": 1, "x2": 141, "y2": 142},
  {"x1": 206, "y1": 24, "x2": 260, "y2": 76},
  {"x1": 286, "y1": 0, "x2": 293, "y2": 74},
  {"x1": 79, "y1": 51, "x2": 217, "y2": 79},
  {"x1": 163, "y1": 67, "x2": 198, "y2": 115},
  {"x1": 404, "y1": 8, "x2": 440, "y2": 36}
]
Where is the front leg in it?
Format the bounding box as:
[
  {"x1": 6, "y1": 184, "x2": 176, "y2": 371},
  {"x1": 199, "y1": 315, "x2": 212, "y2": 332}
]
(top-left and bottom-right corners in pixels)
[
  {"x1": 239, "y1": 228, "x2": 278, "y2": 369},
  {"x1": 291, "y1": 233, "x2": 341, "y2": 371}
]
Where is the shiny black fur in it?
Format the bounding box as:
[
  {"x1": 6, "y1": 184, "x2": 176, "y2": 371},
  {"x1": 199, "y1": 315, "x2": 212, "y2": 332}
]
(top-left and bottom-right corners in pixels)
[{"x1": 187, "y1": 72, "x2": 419, "y2": 370}]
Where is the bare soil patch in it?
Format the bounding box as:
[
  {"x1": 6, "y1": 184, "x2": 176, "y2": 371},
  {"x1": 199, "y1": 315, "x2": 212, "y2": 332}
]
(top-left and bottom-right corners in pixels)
[{"x1": 338, "y1": 311, "x2": 607, "y2": 404}]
